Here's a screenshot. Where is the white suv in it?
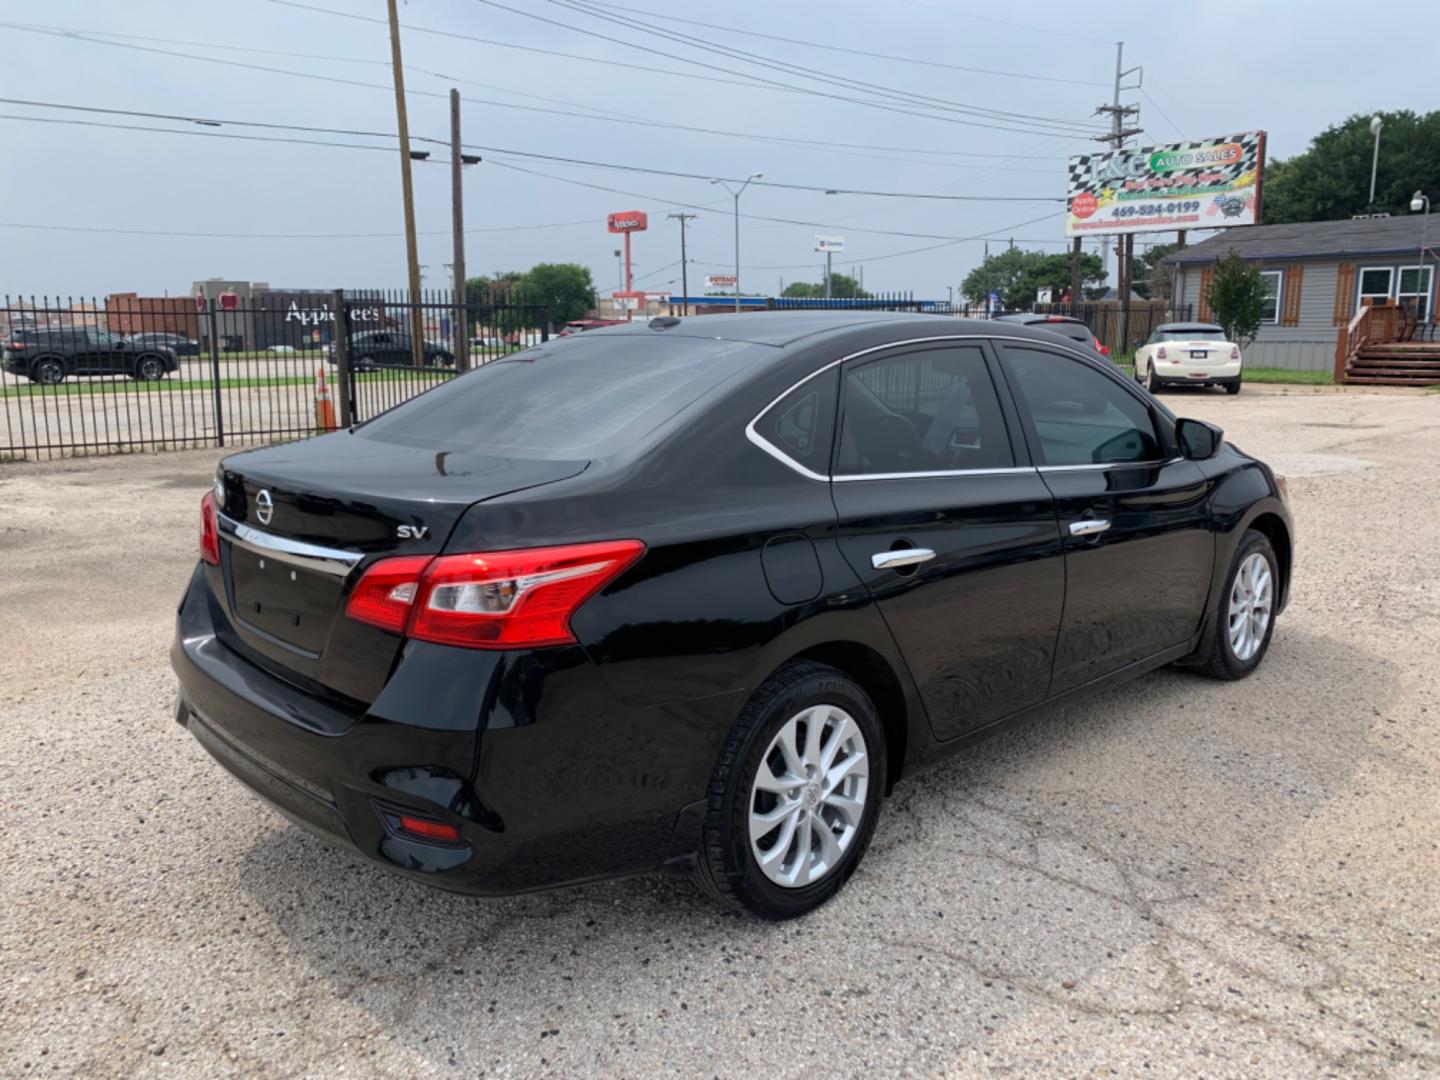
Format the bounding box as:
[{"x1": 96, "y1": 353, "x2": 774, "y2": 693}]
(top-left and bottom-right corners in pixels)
[{"x1": 1134, "y1": 323, "x2": 1243, "y2": 395}]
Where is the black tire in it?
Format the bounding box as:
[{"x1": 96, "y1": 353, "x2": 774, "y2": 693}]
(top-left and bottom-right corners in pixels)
[
  {"x1": 132, "y1": 355, "x2": 167, "y2": 381},
  {"x1": 31, "y1": 357, "x2": 66, "y2": 385},
  {"x1": 1143, "y1": 361, "x2": 1160, "y2": 394},
  {"x1": 356, "y1": 354, "x2": 376, "y2": 372},
  {"x1": 694, "y1": 661, "x2": 886, "y2": 919},
  {"x1": 1224, "y1": 378, "x2": 1242, "y2": 395},
  {"x1": 1193, "y1": 529, "x2": 1278, "y2": 680}
]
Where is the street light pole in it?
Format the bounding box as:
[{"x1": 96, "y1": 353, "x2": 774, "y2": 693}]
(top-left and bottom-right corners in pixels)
[
  {"x1": 1412, "y1": 189, "x2": 1431, "y2": 319},
  {"x1": 1369, "y1": 116, "x2": 1384, "y2": 207},
  {"x1": 711, "y1": 172, "x2": 763, "y2": 312}
]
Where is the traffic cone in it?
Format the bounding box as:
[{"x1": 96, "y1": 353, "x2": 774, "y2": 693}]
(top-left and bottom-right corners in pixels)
[{"x1": 314, "y1": 366, "x2": 338, "y2": 432}]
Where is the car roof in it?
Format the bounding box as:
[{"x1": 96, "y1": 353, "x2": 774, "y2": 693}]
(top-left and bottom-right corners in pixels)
[{"x1": 582, "y1": 309, "x2": 1091, "y2": 348}]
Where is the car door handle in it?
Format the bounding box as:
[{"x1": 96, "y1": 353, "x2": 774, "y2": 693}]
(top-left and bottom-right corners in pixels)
[
  {"x1": 871, "y1": 548, "x2": 936, "y2": 570},
  {"x1": 1068, "y1": 518, "x2": 1112, "y2": 537}
]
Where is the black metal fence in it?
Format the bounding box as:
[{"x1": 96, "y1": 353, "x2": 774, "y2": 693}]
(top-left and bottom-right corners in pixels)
[{"x1": 0, "y1": 288, "x2": 547, "y2": 461}]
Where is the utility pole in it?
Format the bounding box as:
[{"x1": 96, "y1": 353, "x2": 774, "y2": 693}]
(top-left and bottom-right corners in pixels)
[
  {"x1": 824, "y1": 250, "x2": 833, "y2": 299},
  {"x1": 667, "y1": 212, "x2": 697, "y2": 315},
  {"x1": 1093, "y1": 41, "x2": 1143, "y2": 307},
  {"x1": 449, "y1": 89, "x2": 468, "y2": 371},
  {"x1": 385, "y1": 0, "x2": 425, "y2": 368}
]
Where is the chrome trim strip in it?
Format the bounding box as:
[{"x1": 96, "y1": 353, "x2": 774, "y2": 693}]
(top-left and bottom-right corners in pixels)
[
  {"x1": 744, "y1": 332, "x2": 1108, "y2": 482},
  {"x1": 1037, "y1": 457, "x2": 1183, "y2": 473},
  {"x1": 834, "y1": 466, "x2": 1037, "y2": 482},
  {"x1": 217, "y1": 512, "x2": 364, "y2": 578}
]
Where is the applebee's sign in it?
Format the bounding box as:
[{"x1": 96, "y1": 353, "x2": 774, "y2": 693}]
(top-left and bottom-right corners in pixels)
[
  {"x1": 283, "y1": 301, "x2": 380, "y2": 326},
  {"x1": 607, "y1": 211, "x2": 648, "y2": 233}
]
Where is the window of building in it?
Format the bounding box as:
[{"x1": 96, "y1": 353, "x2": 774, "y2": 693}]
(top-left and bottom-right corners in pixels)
[
  {"x1": 1259, "y1": 270, "x2": 1283, "y2": 324},
  {"x1": 1398, "y1": 265, "x2": 1434, "y2": 321},
  {"x1": 1357, "y1": 266, "x2": 1395, "y2": 309}
]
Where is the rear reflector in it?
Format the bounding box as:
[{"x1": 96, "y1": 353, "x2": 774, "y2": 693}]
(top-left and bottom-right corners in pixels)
[
  {"x1": 199, "y1": 492, "x2": 220, "y2": 566},
  {"x1": 344, "y1": 539, "x2": 645, "y2": 649},
  {"x1": 1231, "y1": 345, "x2": 1241, "y2": 360},
  {"x1": 397, "y1": 815, "x2": 461, "y2": 843}
]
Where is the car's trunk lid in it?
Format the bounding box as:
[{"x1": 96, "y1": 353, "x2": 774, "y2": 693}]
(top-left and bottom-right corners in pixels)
[{"x1": 213, "y1": 431, "x2": 586, "y2": 701}]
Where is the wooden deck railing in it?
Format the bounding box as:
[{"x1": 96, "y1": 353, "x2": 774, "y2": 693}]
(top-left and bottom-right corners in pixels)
[{"x1": 1334, "y1": 299, "x2": 1402, "y2": 382}]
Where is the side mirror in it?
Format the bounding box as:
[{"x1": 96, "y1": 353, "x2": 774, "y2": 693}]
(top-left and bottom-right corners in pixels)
[{"x1": 1176, "y1": 417, "x2": 1223, "y2": 460}]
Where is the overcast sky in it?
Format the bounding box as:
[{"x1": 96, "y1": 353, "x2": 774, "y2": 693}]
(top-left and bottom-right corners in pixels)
[{"x1": 4, "y1": 0, "x2": 1436, "y2": 300}]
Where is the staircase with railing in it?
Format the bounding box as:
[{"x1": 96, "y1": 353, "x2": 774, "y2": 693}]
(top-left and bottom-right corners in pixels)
[{"x1": 1334, "y1": 297, "x2": 1440, "y2": 385}]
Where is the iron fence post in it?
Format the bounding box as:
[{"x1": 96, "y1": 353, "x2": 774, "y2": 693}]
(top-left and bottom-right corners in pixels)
[
  {"x1": 331, "y1": 289, "x2": 354, "y2": 427},
  {"x1": 207, "y1": 299, "x2": 225, "y2": 448}
]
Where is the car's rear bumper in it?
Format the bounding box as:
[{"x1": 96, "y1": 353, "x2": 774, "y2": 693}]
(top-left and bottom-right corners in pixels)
[
  {"x1": 169, "y1": 566, "x2": 739, "y2": 896},
  {"x1": 1156, "y1": 361, "x2": 1243, "y2": 383}
]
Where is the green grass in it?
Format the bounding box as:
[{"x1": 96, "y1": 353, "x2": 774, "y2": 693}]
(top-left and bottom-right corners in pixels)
[
  {"x1": 1108, "y1": 361, "x2": 1333, "y2": 386},
  {"x1": 0, "y1": 368, "x2": 446, "y2": 398}
]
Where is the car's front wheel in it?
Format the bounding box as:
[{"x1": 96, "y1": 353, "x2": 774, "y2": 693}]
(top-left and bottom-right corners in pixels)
[
  {"x1": 1194, "y1": 529, "x2": 1278, "y2": 680},
  {"x1": 695, "y1": 661, "x2": 885, "y2": 919}
]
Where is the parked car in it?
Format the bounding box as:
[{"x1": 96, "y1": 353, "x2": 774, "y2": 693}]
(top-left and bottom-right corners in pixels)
[
  {"x1": 326, "y1": 330, "x2": 454, "y2": 370},
  {"x1": 994, "y1": 312, "x2": 1110, "y2": 356},
  {"x1": 173, "y1": 312, "x2": 1292, "y2": 919},
  {"x1": 3, "y1": 327, "x2": 179, "y2": 384},
  {"x1": 1133, "y1": 322, "x2": 1244, "y2": 394},
  {"x1": 557, "y1": 318, "x2": 625, "y2": 336},
  {"x1": 128, "y1": 331, "x2": 200, "y2": 357},
  {"x1": 265, "y1": 344, "x2": 298, "y2": 355}
]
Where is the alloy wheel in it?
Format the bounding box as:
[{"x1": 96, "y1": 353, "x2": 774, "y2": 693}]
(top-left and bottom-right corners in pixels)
[
  {"x1": 748, "y1": 704, "x2": 869, "y2": 888},
  {"x1": 1227, "y1": 551, "x2": 1273, "y2": 662}
]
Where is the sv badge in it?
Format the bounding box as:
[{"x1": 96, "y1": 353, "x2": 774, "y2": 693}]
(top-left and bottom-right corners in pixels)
[{"x1": 396, "y1": 524, "x2": 429, "y2": 540}]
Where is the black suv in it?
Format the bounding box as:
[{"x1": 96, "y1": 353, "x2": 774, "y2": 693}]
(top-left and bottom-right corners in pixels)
[
  {"x1": 327, "y1": 330, "x2": 454, "y2": 371},
  {"x1": 3, "y1": 328, "x2": 179, "y2": 384},
  {"x1": 129, "y1": 331, "x2": 201, "y2": 357}
]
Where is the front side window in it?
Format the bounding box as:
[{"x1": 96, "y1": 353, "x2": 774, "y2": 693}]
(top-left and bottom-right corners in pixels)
[
  {"x1": 1002, "y1": 346, "x2": 1163, "y2": 466},
  {"x1": 836, "y1": 345, "x2": 1013, "y2": 475},
  {"x1": 1258, "y1": 270, "x2": 1282, "y2": 324}
]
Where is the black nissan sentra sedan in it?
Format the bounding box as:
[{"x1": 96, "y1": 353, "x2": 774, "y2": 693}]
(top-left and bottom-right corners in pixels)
[{"x1": 172, "y1": 312, "x2": 1292, "y2": 919}]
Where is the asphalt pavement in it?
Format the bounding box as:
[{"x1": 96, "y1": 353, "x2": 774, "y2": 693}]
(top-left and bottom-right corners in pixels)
[{"x1": 0, "y1": 384, "x2": 1436, "y2": 1078}]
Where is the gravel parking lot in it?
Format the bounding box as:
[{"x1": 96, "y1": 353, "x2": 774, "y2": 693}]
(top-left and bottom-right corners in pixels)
[{"x1": 1, "y1": 386, "x2": 1436, "y2": 1078}]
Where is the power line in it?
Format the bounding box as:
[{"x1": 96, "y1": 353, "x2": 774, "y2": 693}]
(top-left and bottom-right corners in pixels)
[
  {"x1": 538, "y1": 0, "x2": 1105, "y2": 132},
  {"x1": 0, "y1": 95, "x2": 1061, "y2": 204},
  {"x1": 1140, "y1": 87, "x2": 1187, "y2": 140},
  {"x1": 566, "y1": 0, "x2": 1108, "y2": 86},
  {"x1": 470, "y1": 0, "x2": 1103, "y2": 137},
  {"x1": 0, "y1": 27, "x2": 1069, "y2": 171}
]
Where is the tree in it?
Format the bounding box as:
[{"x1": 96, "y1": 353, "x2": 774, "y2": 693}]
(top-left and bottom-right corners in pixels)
[
  {"x1": 961, "y1": 248, "x2": 1105, "y2": 307},
  {"x1": 464, "y1": 272, "x2": 524, "y2": 312},
  {"x1": 1131, "y1": 242, "x2": 1180, "y2": 301},
  {"x1": 1262, "y1": 110, "x2": 1440, "y2": 223},
  {"x1": 522, "y1": 262, "x2": 596, "y2": 326},
  {"x1": 781, "y1": 272, "x2": 870, "y2": 299},
  {"x1": 1206, "y1": 250, "x2": 1265, "y2": 347}
]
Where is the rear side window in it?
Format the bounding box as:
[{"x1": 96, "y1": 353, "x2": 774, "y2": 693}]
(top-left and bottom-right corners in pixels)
[
  {"x1": 837, "y1": 345, "x2": 1013, "y2": 475},
  {"x1": 1034, "y1": 321, "x2": 1094, "y2": 345},
  {"x1": 358, "y1": 333, "x2": 759, "y2": 458},
  {"x1": 1001, "y1": 346, "x2": 1162, "y2": 465},
  {"x1": 752, "y1": 368, "x2": 837, "y2": 471}
]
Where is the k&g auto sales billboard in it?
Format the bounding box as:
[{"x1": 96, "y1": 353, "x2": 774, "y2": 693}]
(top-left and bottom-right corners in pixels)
[{"x1": 1066, "y1": 131, "x2": 1265, "y2": 237}]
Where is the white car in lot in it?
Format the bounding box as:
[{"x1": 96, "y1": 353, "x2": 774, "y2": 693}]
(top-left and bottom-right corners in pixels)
[{"x1": 1134, "y1": 323, "x2": 1244, "y2": 395}]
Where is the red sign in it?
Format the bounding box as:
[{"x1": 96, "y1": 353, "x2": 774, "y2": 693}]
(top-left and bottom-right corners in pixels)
[
  {"x1": 607, "y1": 210, "x2": 648, "y2": 233},
  {"x1": 194, "y1": 293, "x2": 206, "y2": 312},
  {"x1": 1070, "y1": 192, "x2": 1098, "y2": 219},
  {"x1": 219, "y1": 291, "x2": 239, "y2": 311}
]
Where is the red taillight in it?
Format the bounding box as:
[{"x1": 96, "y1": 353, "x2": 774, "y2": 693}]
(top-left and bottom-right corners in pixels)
[
  {"x1": 343, "y1": 555, "x2": 430, "y2": 634},
  {"x1": 344, "y1": 540, "x2": 645, "y2": 649},
  {"x1": 1231, "y1": 345, "x2": 1240, "y2": 360},
  {"x1": 1157, "y1": 346, "x2": 1168, "y2": 360},
  {"x1": 1097, "y1": 341, "x2": 1110, "y2": 356},
  {"x1": 7, "y1": 341, "x2": 25, "y2": 349},
  {"x1": 199, "y1": 492, "x2": 220, "y2": 566},
  {"x1": 397, "y1": 815, "x2": 460, "y2": 843}
]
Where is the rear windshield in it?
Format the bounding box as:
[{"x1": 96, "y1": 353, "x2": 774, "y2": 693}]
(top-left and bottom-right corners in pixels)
[
  {"x1": 1157, "y1": 327, "x2": 1226, "y2": 341},
  {"x1": 356, "y1": 332, "x2": 761, "y2": 458},
  {"x1": 1029, "y1": 320, "x2": 1094, "y2": 344}
]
